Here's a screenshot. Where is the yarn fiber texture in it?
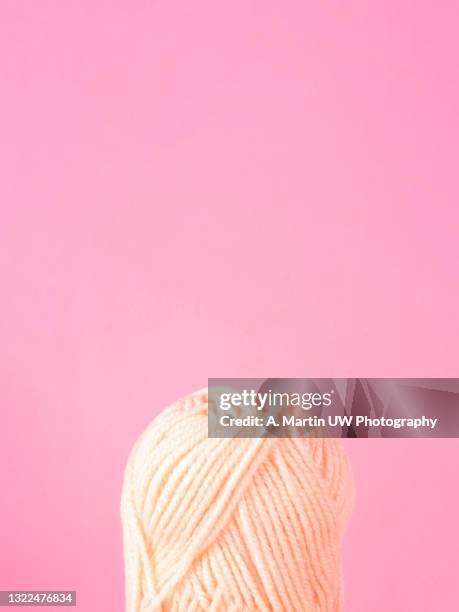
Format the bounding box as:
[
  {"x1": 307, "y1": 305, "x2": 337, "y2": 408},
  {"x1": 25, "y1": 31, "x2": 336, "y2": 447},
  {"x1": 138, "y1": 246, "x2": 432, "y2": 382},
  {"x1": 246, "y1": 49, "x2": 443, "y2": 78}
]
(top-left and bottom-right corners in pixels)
[{"x1": 121, "y1": 390, "x2": 353, "y2": 612}]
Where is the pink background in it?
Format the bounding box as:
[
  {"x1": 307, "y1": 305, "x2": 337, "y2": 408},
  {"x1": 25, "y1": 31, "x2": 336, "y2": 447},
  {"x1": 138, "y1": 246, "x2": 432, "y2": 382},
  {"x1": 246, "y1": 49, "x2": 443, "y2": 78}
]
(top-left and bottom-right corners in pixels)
[{"x1": 1, "y1": 2, "x2": 458, "y2": 610}]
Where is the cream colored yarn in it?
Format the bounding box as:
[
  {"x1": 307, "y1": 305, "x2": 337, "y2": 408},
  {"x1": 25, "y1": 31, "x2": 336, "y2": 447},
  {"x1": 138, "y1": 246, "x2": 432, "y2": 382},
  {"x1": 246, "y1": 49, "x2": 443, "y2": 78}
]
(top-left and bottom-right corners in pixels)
[{"x1": 121, "y1": 390, "x2": 353, "y2": 611}]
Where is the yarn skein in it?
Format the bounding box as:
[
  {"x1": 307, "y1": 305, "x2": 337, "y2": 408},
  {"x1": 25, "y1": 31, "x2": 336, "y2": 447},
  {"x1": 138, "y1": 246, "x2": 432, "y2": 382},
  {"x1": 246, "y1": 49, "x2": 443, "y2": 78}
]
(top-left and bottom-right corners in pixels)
[{"x1": 121, "y1": 390, "x2": 353, "y2": 611}]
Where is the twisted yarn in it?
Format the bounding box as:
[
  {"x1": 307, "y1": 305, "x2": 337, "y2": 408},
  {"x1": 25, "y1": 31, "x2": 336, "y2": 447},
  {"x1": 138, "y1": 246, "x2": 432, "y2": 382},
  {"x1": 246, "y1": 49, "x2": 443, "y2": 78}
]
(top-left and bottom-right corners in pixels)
[{"x1": 121, "y1": 390, "x2": 353, "y2": 611}]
